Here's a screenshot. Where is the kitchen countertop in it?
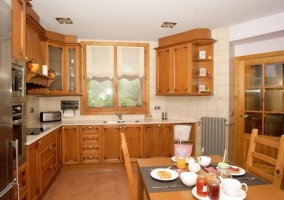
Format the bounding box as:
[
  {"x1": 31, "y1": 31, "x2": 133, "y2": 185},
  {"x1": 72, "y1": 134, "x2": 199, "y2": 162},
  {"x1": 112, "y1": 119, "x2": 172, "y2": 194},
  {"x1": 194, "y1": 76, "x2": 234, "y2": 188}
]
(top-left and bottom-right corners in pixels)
[{"x1": 26, "y1": 118, "x2": 196, "y2": 145}]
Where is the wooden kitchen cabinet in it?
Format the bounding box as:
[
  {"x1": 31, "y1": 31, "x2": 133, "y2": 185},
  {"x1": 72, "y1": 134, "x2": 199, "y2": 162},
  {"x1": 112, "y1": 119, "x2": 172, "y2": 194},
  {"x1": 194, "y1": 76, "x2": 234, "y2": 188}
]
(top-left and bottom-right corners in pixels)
[
  {"x1": 12, "y1": 0, "x2": 26, "y2": 61},
  {"x1": 62, "y1": 126, "x2": 80, "y2": 164},
  {"x1": 143, "y1": 124, "x2": 174, "y2": 158},
  {"x1": 156, "y1": 29, "x2": 216, "y2": 96},
  {"x1": 56, "y1": 127, "x2": 62, "y2": 169},
  {"x1": 121, "y1": 125, "x2": 143, "y2": 162},
  {"x1": 27, "y1": 130, "x2": 57, "y2": 200},
  {"x1": 13, "y1": 162, "x2": 27, "y2": 200},
  {"x1": 156, "y1": 44, "x2": 190, "y2": 95},
  {"x1": 101, "y1": 125, "x2": 123, "y2": 163},
  {"x1": 80, "y1": 125, "x2": 102, "y2": 164}
]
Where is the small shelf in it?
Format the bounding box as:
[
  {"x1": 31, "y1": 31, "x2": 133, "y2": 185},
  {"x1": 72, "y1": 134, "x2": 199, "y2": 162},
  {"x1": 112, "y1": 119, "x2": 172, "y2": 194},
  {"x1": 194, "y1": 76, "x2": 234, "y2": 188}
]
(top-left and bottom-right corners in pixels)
[{"x1": 26, "y1": 71, "x2": 55, "y2": 87}]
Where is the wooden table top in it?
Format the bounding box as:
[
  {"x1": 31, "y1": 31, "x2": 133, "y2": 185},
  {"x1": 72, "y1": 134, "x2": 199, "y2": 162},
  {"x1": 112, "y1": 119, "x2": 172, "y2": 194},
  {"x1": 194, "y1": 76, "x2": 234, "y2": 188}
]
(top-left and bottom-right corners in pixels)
[{"x1": 137, "y1": 156, "x2": 284, "y2": 200}]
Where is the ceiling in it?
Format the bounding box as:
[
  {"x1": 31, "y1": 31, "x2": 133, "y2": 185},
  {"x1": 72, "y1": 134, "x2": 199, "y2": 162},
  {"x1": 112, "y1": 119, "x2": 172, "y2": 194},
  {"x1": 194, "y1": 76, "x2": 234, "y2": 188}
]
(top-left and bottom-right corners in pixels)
[{"x1": 30, "y1": 0, "x2": 284, "y2": 41}]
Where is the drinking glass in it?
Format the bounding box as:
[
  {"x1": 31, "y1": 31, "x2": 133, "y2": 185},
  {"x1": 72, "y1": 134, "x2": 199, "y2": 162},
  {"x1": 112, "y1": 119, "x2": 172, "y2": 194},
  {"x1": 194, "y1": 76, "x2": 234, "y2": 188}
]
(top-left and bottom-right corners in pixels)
[
  {"x1": 176, "y1": 151, "x2": 186, "y2": 169},
  {"x1": 208, "y1": 177, "x2": 220, "y2": 200}
]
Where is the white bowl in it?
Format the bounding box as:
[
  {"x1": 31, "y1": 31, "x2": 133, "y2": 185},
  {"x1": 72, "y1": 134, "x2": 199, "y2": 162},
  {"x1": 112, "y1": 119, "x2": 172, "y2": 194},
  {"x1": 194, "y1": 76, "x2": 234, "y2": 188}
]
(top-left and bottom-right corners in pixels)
[
  {"x1": 180, "y1": 172, "x2": 198, "y2": 187},
  {"x1": 198, "y1": 156, "x2": 211, "y2": 167}
]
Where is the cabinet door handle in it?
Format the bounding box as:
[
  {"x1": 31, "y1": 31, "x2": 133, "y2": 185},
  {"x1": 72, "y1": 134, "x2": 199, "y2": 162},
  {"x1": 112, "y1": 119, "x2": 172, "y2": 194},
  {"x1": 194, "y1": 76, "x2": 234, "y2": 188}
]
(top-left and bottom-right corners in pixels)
[
  {"x1": 157, "y1": 124, "x2": 162, "y2": 127},
  {"x1": 49, "y1": 146, "x2": 53, "y2": 150},
  {"x1": 88, "y1": 146, "x2": 93, "y2": 149},
  {"x1": 49, "y1": 165, "x2": 53, "y2": 169},
  {"x1": 88, "y1": 156, "x2": 93, "y2": 158},
  {"x1": 87, "y1": 136, "x2": 93, "y2": 139},
  {"x1": 87, "y1": 126, "x2": 93, "y2": 129}
]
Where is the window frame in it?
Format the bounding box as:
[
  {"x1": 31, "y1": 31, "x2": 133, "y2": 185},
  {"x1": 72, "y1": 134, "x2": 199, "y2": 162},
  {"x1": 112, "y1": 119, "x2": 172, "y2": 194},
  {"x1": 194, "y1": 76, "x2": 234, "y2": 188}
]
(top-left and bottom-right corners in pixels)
[{"x1": 80, "y1": 41, "x2": 149, "y2": 115}]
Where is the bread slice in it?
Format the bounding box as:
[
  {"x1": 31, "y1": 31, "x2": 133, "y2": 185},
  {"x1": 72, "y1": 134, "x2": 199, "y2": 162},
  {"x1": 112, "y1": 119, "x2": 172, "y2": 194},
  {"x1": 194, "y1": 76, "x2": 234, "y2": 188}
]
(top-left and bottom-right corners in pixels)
[
  {"x1": 229, "y1": 166, "x2": 240, "y2": 173},
  {"x1": 157, "y1": 170, "x2": 171, "y2": 179}
]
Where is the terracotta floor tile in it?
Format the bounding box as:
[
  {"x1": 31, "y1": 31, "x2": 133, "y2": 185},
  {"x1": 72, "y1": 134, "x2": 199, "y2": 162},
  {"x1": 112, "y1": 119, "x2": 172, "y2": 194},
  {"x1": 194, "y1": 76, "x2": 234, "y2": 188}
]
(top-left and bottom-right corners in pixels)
[{"x1": 43, "y1": 166, "x2": 149, "y2": 200}]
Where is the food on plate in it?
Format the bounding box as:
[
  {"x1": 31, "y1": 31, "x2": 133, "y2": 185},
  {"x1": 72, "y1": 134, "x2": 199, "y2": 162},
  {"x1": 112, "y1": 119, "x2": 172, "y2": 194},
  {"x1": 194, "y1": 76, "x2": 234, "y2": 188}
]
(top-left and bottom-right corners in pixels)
[
  {"x1": 157, "y1": 170, "x2": 171, "y2": 179},
  {"x1": 229, "y1": 165, "x2": 240, "y2": 174}
]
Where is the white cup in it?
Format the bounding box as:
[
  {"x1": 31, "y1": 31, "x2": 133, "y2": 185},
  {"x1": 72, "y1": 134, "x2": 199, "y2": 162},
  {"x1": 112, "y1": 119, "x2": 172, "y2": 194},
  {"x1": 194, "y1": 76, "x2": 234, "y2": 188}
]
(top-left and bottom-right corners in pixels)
[{"x1": 222, "y1": 178, "x2": 248, "y2": 197}]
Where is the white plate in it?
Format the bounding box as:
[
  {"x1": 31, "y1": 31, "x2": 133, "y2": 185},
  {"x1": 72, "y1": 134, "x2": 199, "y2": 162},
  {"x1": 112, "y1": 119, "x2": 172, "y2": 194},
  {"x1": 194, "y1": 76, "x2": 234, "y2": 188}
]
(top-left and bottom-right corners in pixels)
[
  {"x1": 216, "y1": 166, "x2": 246, "y2": 176},
  {"x1": 192, "y1": 186, "x2": 246, "y2": 200},
  {"x1": 229, "y1": 166, "x2": 246, "y2": 176},
  {"x1": 150, "y1": 168, "x2": 179, "y2": 181},
  {"x1": 171, "y1": 156, "x2": 194, "y2": 164}
]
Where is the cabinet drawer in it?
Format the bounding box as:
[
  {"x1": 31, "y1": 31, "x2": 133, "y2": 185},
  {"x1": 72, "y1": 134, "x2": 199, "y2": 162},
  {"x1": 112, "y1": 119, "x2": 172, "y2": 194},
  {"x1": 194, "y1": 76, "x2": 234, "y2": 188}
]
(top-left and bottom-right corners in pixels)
[
  {"x1": 40, "y1": 160, "x2": 56, "y2": 192},
  {"x1": 39, "y1": 142, "x2": 56, "y2": 172},
  {"x1": 81, "y1": 144, "x2": 101, "y2": 153},
  {"x1": 37, "y1": 131, "x2": 56, "y2": 152},
  {"x1": 80, "y1": 125, "x2": 101, "y2": 133},
  {"x1": 80, "y1": 133, "x2": 101, "y2": 144},
  {"x1": 81, "y1": 154, "x2": 101, "y2": 164}
]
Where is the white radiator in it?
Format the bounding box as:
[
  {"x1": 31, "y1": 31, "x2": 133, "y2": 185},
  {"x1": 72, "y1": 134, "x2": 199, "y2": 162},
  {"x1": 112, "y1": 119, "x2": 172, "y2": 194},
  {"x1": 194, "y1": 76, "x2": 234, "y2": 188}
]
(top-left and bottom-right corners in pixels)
[{"x1": 201, "y1": 117, "x2": 226, "y2": 156}]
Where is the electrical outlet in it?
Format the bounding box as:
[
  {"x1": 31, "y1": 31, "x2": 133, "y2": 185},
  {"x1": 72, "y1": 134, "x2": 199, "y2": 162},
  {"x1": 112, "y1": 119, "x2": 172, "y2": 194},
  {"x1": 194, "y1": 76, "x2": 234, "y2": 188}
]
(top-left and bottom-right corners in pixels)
[
  {"x1": 154, "y1": 106, "x2": 161, "y2": 110},
  {"x1": 30, "y1": 107, "x2": 34, "y2": 113}
]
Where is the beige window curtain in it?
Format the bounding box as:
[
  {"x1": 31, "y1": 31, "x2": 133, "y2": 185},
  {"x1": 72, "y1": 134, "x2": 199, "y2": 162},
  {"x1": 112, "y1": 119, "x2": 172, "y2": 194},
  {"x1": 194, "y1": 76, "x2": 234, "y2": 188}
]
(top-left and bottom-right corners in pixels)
[{"x1": 86, "y1": 46, "x2": 114, "y2": 79}]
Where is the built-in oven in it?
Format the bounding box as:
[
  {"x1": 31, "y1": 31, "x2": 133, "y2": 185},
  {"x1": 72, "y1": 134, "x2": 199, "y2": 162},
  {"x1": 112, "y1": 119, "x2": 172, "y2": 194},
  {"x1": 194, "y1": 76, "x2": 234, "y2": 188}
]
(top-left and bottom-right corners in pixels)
[
  {"x1": 12, "y1": 57, "x2": 25, "y2": 103},
  {"x1": 12, "y1": 103, "x2": 27, "y2": 167}
]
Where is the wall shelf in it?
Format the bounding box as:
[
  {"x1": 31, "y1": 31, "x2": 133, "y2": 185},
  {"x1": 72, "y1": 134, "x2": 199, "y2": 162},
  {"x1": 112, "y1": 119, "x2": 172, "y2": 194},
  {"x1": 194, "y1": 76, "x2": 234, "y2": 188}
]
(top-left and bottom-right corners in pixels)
[{"x1": 26, "y1": 71, "x2": 54, "y2": 89}]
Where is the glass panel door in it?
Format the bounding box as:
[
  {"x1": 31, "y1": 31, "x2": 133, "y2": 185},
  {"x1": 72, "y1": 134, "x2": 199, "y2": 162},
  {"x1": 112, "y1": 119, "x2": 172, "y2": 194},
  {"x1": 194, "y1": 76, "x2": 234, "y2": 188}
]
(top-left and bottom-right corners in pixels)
[{"x1": 49, "y1": 45, "x2": 63, "y2": 91}]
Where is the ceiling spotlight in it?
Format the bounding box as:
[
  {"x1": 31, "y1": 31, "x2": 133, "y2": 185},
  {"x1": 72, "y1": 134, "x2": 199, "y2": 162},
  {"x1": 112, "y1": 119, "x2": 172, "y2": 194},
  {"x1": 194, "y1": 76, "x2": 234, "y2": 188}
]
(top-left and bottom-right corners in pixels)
[
  {"x1": 161, "y1": 22, "x2": 177, "y2": 28},
  {"x1": 56, "y1": 18, "x2": 73, "y2": 24}
]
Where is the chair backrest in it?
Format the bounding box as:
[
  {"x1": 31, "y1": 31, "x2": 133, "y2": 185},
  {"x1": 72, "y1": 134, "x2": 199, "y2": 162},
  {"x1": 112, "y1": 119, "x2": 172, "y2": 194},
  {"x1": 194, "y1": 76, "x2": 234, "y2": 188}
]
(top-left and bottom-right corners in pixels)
[
  {"x1": 245, "y1": 128, "x2": 284, "y2": 188},
  {"x1": 121, "y1": 132, "x2": 138, "y2": 200}
]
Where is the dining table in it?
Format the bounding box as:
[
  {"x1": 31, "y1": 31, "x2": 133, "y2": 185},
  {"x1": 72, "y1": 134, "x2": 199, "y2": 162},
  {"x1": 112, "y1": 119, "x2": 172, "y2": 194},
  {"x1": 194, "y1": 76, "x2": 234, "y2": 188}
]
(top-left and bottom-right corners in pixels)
[{"x1": 137, "y1": 155, "x2": 284, "y2": 200}]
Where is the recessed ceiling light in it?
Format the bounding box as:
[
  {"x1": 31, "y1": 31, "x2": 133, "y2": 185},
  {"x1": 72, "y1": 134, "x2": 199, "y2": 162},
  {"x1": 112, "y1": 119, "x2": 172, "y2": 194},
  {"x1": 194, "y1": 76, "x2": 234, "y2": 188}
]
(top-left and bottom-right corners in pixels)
[
  {"x1": 161, "y1": 22, "x2": 177, "y2": 28},
  {"x1": 56, "y1": 18, "x2": 73, "y2": 24}
]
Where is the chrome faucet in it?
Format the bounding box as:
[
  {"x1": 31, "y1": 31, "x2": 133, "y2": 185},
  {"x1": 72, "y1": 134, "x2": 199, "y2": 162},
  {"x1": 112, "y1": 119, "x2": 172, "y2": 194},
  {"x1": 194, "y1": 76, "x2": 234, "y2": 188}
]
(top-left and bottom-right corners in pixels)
[{"x1": 115, "y1": 112, "x2": 122, "y2": 120}]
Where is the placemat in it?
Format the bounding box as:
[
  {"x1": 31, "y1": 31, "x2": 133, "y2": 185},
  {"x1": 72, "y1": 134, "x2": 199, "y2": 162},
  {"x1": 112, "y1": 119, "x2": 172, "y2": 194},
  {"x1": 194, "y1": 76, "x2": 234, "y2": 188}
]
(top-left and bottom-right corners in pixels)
[
  {"x1": 140, "y1": 166, "x2": 193, "y2": 193},
  {"x1": 204, "y1": 164, "x2": 269, "y2": 186}
]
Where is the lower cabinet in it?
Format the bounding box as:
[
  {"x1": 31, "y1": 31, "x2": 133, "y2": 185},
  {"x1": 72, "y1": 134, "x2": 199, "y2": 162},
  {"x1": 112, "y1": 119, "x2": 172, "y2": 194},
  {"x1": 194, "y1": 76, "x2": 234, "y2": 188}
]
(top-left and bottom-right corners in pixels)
[
  {"x1": 27, "y1": 129, "x2": 58, "y2": 200},
  {"x1": 101, "y1": 125, "x2": 123, "y2": 163},
  {"x1": 80, "y1": 125, "x2": 101, "y2": 164},
  {"x1": 122, "y1": 125, "x2": 143, "y2": 162},
  {"x1": 62, "y1": 126, "x2": 80, "y2": 164},
  {"x1": 143, "y1": 123, "x2": 174, "y2": 158},
  {"x1": 13, "y1": 162, "x2": 27, "y2": 200}
]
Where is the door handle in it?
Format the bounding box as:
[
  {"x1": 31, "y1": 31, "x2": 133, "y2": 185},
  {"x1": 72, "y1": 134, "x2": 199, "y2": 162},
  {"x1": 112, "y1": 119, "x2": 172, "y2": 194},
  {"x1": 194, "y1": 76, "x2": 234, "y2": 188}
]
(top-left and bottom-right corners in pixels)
[{"x1": 240, "y1": 114, "x2": 248, "y2": 118}]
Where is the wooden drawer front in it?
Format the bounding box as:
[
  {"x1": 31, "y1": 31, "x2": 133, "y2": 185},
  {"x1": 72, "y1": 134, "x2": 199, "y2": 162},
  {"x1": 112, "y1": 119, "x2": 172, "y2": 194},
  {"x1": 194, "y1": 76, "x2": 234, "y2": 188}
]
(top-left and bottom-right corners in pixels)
[
  {"x1": 81, "y1": 154, "x2": 101, "y2": 164},
  {"x1": 80, "y1": 133, "x2": 101, "y2": 144},
  {"x1": 80, "y1": 125, "x2": 101, "y2": 133},
  {"x1": 81, "y1": 144, "x2": 101, "y2": 153},
  {"x1": 37, "y1": 131, "x2": 56, "y2": 152},
  {"x1": 39, "y1": 142, "x2": 56, "y2": 172},
  {"x1": 13, "y1": 162, "x2": 27, "y2": 200},
  {"x1": 40, "y1": 160, "x2": 56, "y2": 192}
]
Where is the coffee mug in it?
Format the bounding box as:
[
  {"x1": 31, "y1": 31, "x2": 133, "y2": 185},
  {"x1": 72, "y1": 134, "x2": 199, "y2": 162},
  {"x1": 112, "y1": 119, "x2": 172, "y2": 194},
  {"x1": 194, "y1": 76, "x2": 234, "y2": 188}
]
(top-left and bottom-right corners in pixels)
[{"x1": 222, "y1": 178, "x2": 248, "y2": 197}]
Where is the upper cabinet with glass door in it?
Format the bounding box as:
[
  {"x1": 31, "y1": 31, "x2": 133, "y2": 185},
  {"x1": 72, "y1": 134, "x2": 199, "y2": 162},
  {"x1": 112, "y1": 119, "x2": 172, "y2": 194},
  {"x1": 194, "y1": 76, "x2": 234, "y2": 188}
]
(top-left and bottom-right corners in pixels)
[
  {"x1": 45, "y1": 42, "x2": 81, "y2": 95},
  {"x1": 81, "y1": 42, "x2": 149, "y2": 115}
]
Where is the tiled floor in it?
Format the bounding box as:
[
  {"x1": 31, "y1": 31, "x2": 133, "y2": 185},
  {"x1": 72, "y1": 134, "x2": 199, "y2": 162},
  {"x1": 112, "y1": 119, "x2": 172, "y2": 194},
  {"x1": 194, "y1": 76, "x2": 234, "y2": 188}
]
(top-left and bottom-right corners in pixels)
[{"x1": 43, "y1": 166, "x2": 145, "y2": 200}]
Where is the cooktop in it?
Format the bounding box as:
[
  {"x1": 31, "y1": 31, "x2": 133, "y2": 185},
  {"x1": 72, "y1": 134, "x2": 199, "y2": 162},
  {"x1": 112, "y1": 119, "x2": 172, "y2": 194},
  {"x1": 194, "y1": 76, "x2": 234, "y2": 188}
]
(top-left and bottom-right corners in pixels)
[{"x1": 26, "y1": 127, "x2": 50, "y2": 135}]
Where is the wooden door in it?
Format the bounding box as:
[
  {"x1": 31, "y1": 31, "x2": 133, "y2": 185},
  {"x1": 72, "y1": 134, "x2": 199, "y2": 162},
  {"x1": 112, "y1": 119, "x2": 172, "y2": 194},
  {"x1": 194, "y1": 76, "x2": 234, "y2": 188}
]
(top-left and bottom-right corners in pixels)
[
  {"x1": 172, "y1": 44, "x2": 190, "y2": 94},
  {"x1": 62, "y1": 126, "x2": 80, "y2": 164},
  {"x1": 101, "y1": 125, "x2": 123, "y2": 163},
  {"x1": 156, "y1": 48, "x2": 171, "y2": 95},
  {"x1": 123, "y1": 125, "x2": 143, "y2": 162},
  {"x1": 235, "y1": 51, "x2": 284, "y2": 167},
  {"x1": 56, "y1": 128, "x2": 62, "y2": 170}
]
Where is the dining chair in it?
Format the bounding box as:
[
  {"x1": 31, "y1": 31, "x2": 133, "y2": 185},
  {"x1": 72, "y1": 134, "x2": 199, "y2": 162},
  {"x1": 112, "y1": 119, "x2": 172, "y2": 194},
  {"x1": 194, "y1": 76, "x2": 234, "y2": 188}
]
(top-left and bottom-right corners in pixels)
[
  {"x1": 121, "y1": 132, "x2": 138, "y2": 200},
  {"x1": 245, "y1": 128, "x2": 284, "y2": 188}
]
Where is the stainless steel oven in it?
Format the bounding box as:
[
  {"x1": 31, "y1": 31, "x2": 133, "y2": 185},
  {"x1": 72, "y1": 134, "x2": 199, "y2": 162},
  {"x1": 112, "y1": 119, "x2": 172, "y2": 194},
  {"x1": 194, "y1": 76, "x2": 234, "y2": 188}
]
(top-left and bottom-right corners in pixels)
[
  {"x1": 12, "y1": 103, "x2": 27, "y2": 167},
  {"x1": 12, "y1": 57, "x2": 25, "y2": 103}
]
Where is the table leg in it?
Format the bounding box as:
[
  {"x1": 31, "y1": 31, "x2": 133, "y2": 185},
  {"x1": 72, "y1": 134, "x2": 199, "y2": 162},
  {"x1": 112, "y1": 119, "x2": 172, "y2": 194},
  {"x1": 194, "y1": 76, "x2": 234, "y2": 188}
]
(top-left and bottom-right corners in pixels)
[{"x1": 138, "y1": 168, "x2": 144, "y2": 200}]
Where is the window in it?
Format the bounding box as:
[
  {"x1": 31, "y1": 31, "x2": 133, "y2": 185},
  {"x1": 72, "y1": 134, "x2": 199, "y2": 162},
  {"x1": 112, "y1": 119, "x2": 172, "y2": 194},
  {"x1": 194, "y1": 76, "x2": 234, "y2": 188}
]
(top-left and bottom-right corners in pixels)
[{"x1": 80, "y1": 41, "x2": 149, "y2": 115}]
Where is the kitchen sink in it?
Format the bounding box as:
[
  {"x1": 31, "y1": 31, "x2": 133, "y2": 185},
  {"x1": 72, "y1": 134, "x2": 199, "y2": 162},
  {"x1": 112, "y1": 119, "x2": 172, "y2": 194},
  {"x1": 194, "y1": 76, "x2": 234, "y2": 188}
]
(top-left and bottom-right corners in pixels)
[{"x1": 103, "y1": 120, "x2": 140, "y2": 124}]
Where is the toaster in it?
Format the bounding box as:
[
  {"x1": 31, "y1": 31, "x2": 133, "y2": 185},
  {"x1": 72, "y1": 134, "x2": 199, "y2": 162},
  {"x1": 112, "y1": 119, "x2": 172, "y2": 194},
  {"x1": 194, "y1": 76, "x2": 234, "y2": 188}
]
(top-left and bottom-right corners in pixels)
[{"x1": 40, "y1": 111, "x2": 61, "y2": 122}]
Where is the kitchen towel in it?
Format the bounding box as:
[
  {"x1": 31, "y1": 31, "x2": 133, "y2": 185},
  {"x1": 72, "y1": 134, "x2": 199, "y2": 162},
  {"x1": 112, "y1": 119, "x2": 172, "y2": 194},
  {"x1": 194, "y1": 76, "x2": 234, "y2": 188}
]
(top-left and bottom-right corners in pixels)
[
  {"x1": 62, "y1": 110, "x2": 75, "y2": 118},
  {"x1": 174, "y1": 125, "x2": 191, "y2": 141}
]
